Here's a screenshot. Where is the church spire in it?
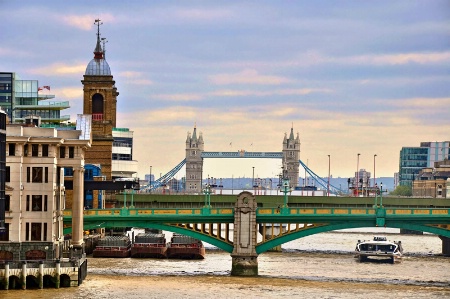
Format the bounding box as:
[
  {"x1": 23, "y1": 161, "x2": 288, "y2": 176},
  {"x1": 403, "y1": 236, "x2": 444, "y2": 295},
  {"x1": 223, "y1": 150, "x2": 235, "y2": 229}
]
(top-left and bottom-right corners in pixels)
[{"x1": 93, "y1": 19, "x2": 104, "y2": 59}]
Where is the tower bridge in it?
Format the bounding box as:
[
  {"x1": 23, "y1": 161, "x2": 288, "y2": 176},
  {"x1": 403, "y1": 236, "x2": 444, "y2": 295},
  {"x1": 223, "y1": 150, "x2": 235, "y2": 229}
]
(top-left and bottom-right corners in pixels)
[
  {"x1": 143, "y1": 125, "x2": 337, "y2": 193},
  {"x1": 184, "y1": 126, "x2": 300, "y2": 193}
]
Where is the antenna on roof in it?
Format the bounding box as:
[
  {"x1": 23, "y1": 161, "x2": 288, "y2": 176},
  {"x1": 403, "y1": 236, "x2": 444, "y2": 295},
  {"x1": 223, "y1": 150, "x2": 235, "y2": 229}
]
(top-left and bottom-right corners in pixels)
[{"x1": 101, "y1": 37, "x2": 108, "y2": 58}]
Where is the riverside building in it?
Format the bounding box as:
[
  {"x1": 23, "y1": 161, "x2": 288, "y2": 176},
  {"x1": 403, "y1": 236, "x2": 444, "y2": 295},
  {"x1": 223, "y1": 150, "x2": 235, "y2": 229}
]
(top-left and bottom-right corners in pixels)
[
  {"x1": 0, "y1": 72, "x2": 70, "y2": 125},
  {"x1": 0, "y1": 118, "x2": 91, "y2": 288},
  {"x1": 399, "y1": 142, "x2": 450, "y2": 187}
]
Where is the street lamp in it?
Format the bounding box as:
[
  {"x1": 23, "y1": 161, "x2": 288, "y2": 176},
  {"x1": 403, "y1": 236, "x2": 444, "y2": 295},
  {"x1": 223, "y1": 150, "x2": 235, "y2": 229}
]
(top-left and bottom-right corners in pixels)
[
  {"x1": 327, "y1": 155, "x2": 331, "y2": 197},
  {"x1": 252, "y1": 167, "x2": 255, "y2": 192},
  {"x1": 149, "y1": 166, "x2": 152, "y2": 194},
  {"x1": 373, "y1": 154, "x2": 377, "y2": 188},
  {"x1": 356, "y1": 153, "x2": 360, "y2": 197}
]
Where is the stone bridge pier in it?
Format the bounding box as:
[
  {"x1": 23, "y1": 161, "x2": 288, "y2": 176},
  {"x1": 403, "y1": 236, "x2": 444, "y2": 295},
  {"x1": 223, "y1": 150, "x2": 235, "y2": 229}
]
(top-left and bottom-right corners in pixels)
[
  {"x1": 439, "y1": 236, "x2": 450, "y2": 256},
  {"x1": 231, "y1": 192, "x2": 258, "y2": 276}
]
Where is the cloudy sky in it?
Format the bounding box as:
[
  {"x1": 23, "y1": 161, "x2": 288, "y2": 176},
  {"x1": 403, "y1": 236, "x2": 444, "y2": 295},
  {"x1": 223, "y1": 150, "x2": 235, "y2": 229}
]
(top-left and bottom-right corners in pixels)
[{"x1": 1, "y1": 1, "x2": 449, "y2": 181}]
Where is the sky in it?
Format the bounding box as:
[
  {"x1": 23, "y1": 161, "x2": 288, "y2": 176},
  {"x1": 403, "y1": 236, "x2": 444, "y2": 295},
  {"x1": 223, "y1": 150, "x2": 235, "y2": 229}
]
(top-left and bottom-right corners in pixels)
[{"x1": 1, "y1": 1, "x2": 449, "y2": 181}]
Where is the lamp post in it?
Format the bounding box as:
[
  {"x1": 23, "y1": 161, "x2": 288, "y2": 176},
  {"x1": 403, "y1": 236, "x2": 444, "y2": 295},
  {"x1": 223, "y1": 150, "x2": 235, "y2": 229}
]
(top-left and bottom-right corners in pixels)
[
  {"x1": 252, "y1": 167, "x2": 255, "y2": 193},
  {"x1": 202, "y1": 183, "x2": 211, "y2": 212},
  {"x1": 123, "y1": 185, "x2": 127, "y2": 208},
  {"x1": 373, "y1": 154, "x2": 377, "y2": 189},
  {"x1": 356, "y1": 153, "x2": 360, "y2": 197},
  {"x1": 149, "y1": 165, "x2": 152, "y2": 194},
  {"x1": 380, "y1": 182, "x2": 383, "y2": 206},
  {"x1": 327, "y1": 155, "x2": 331, "y2": 197}
]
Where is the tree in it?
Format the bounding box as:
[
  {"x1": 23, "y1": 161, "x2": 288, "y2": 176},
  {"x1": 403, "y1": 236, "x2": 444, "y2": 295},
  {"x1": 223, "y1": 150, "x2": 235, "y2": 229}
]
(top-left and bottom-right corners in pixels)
[{"x1": 390, "y1": 185, "x2": 412, "y2": 197}]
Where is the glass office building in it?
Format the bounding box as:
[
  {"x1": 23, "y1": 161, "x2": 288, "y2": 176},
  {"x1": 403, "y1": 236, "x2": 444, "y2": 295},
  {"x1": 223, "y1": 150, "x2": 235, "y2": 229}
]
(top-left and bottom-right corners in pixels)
[
  {"x1": 399, "y1": 142, "x2": 450, "y2": 187},
  {"x1": 0, "y1": 72, "x2": 70, "y2": 124}
]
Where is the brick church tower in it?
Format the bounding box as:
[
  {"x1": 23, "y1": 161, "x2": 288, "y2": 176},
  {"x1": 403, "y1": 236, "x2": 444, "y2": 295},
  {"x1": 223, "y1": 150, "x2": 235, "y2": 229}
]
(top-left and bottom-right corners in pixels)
[{"x1": 81, "y1": 20, "x2": 118, "y2": 181}]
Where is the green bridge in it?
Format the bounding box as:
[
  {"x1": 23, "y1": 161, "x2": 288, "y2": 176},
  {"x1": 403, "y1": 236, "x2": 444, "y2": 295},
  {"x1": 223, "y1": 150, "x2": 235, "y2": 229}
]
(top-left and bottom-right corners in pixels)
[{"x1": 64, "y1": 192, "x2": 450, "y2": 275}]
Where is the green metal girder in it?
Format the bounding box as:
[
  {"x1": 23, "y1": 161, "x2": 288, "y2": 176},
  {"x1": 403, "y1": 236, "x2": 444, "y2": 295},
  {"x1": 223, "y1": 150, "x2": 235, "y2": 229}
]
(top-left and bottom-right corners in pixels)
[
  {"x1": 68, "y1": 220, "x2": 234, "y2": 253},
  {"x1": 256, "y1": 221, "x2": 370, "y2": 254}
]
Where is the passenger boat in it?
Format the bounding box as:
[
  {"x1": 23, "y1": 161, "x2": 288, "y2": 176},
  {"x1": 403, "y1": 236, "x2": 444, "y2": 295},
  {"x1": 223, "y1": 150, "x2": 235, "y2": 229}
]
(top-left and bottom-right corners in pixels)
[
  {"x1": 355, "y1": 236, "x2": 403, "y2": 263},
  {"x1": 131, "y1": 233, "x2": 167, "y2": 258},
  {"x1": 93, "y1": 236, "x2": 131, "y2": 258},
  {"x1": 166, "y1": 233, "x2": 205, "y2": 259}
]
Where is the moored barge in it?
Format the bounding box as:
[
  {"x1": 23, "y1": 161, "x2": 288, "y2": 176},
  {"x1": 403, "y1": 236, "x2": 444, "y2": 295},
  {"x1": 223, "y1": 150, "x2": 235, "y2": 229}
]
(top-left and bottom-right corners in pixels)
[
  {"x1": 167, "y1": 233, "x2": 205, "y2": 259},
  {"x1": 93, "y1": 236, "x2": 131, "y2": 258},
  {"x1": 131, "y1": 233, "x2": 167, "y2": 258}
]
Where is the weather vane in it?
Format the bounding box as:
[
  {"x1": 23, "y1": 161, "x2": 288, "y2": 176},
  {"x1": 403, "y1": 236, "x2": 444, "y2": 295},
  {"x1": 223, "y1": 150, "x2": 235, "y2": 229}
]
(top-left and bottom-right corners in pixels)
[{"x1": 94, "y1": 19, "x2": 103, "y2": 40}]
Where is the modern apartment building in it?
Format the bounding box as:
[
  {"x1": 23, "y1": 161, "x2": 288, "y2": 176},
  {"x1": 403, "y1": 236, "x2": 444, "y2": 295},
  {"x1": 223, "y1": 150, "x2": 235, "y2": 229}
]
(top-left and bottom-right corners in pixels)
[
  {"x1": 112, "y1": 127, "x2": 138, "y2": 179},
  {"x1": 399, "y1": 142, "x2": 450, "y2": 187},
  {"x1": 0, "y1": 72, "x2": 70, "y2": 124}
]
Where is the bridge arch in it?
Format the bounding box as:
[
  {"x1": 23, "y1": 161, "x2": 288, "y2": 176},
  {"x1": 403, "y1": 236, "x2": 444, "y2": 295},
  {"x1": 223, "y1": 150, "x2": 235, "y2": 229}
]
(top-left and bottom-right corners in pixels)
[
  {"x1": 83, "y1": 221, "x2": 234, "y2": 253},
  {"x1": 256, "y1": 222, "x2": 450, "y2": 254}
]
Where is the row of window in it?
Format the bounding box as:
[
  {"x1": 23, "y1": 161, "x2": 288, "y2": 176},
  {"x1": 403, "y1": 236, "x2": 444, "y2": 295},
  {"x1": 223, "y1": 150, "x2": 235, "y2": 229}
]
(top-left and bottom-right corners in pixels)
[
  {"x1": 3, "y1": 194, "x2": 50, "y2": 212},
  {"x1": 8, "y1": 143, "x2": 75, "y2": 158},
  {"x1": 4, "y1": 193, "x2": 62, "y2": 212}
]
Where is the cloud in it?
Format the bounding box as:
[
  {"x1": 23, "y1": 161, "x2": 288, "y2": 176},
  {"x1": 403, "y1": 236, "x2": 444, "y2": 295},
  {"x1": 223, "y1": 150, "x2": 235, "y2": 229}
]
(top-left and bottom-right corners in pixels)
[
  {"x1": 209, "y1": 69, "x2": 292, "y2": 85},
  {"x1": 51, "y1": 87, "x2": 83, "y2": 100},
  {"x1": 173, "y1": 8, "x2": 234, "y2": 22},
  {"x1": 345, "y1": 52, "x2": 450, "y2": 66},
  {"x1": 388, "y1": 97, "x2": 450, "y2": 108},
  {"x1": 28, "y1": 63, "x2": 86, "y2": 76},
  {"x1": 154, "y1": 87, "x2": 331, "y2": 102},
  {"x1": 119, "y1": 71, "x2": 154, "y2": 86},
  {"x1": 60, "y1": 14, "x2": 116, "y2": 31}
]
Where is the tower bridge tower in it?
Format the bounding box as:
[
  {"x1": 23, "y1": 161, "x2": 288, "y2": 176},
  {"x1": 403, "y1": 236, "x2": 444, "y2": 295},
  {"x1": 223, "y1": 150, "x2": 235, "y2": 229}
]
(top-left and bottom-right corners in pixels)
[
  {"x1": 185, "y1": 125, "x2": 204, "y2": 193},
  {"x1": 282, "y1": 127, "x2": 300, "y2": 188}
]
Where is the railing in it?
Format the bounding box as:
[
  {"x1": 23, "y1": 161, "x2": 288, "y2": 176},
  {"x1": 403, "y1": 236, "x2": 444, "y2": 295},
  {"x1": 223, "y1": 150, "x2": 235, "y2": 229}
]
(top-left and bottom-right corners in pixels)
[{"x1": 92, "y1": 113, "x2": 103, "y2": 121}]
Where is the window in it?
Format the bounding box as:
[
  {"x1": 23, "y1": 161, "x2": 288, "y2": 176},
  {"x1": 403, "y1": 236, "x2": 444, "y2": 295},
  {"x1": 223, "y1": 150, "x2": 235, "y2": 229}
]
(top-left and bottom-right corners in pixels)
[
  {"x1": 27, "y1": 167, "x2": 30, "y2": 182},
  {"x1": 44, "y1": 195, "x2": 48, "y2": 212},
  {"x1": 32, "y1": 195, "x2": 42, "y2": 211},
  {"x1": 42, "y1": 144, "x2": 49, "y2": 157},
  {"x1": 43, "y1": 223, "x2": 47, "y2": 241},
  {"x1": 0, "y1": 223, "x2": 9, "y2": 241},
  {"x1": 26, "y1": 195, "x2": 30, "y2": 211},
  {"x1": 5, "y1": 166, "x2": 10, "y2": 182},
  {"x1": 26, "y1": 223, "x2": 30, "y2": 240},
  {"x1": 59, "y1": 146, "x2": 65, "y2": 158},
  {"x1": 45, "y1": 167, "x2": 48, "y2": 183},
  {"x1": 8, "y1": 143, "x2": 15, "y2": 156},
  {"x1": 32, "y1": 167, "x2": 43, "y2": 183},
  {"x1": 69, "y1": 146, "x2": 75, "y2": 158},
  {"x1": 31, "y1": 223, "x2": 42, "y2": 241},
  {"x1": 32, "y1": 144, "x2": 39, "y2": 156},
  {"x1": 5, "y1": 195, "x2": 10, "y2": 211},
  {"x1": 24, "y1": 144, "x2": 29, "y2": 156}
]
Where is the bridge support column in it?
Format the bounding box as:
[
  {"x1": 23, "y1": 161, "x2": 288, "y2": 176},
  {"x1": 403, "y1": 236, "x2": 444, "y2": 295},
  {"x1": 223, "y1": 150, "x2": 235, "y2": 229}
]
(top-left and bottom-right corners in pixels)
[
  {"x1": 231, "y1": 192, "x2": 258, "y2": 276},
  {"x1": 439, "y1": 236, "x2": 450, "y2": 256},
  {"x1": 72, "y1": 166, "x2": 85, "y2": 251}
]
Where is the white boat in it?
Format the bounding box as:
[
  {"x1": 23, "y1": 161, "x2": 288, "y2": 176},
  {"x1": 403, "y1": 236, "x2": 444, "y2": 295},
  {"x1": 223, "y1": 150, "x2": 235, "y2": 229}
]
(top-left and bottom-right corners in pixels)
[{"x1": 355, "y1": 236, "x2": 403, "y2": 263}]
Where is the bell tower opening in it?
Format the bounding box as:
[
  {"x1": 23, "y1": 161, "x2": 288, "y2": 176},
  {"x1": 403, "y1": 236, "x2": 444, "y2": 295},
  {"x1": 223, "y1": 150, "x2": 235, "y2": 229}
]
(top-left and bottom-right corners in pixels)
[{"x1": 92, "y1": 93, "x2": 104, "y2": 121}]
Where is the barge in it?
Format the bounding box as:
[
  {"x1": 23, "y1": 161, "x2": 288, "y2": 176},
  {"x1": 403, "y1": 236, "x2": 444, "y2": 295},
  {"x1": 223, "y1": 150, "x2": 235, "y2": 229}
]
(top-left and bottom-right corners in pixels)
[
  {"x1": 167, "y1": 233, "x2": 205, "y2": 259},
  {"x1": 355, "y1": 236, "x2": 403, "y2": 263},
  {"x1": 131, "y1": 233, "x2": 167, "y2": 258},
  {"x1": 93, "y1": 236, "x2": 131, "y2": 258}
]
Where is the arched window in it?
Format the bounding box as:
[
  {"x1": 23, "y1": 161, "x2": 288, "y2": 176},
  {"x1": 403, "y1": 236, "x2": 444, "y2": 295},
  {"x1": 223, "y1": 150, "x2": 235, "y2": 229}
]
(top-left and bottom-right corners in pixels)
[{"x1": 92, "y1": 93, "x2": 104, "y2": 120}]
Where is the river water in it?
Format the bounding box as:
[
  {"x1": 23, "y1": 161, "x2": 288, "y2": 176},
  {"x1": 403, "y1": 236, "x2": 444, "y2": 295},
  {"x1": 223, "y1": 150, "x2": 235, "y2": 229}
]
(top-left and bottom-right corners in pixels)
[{"x1": 2, "y1": 228, "x2": 450, "y2": 298}]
